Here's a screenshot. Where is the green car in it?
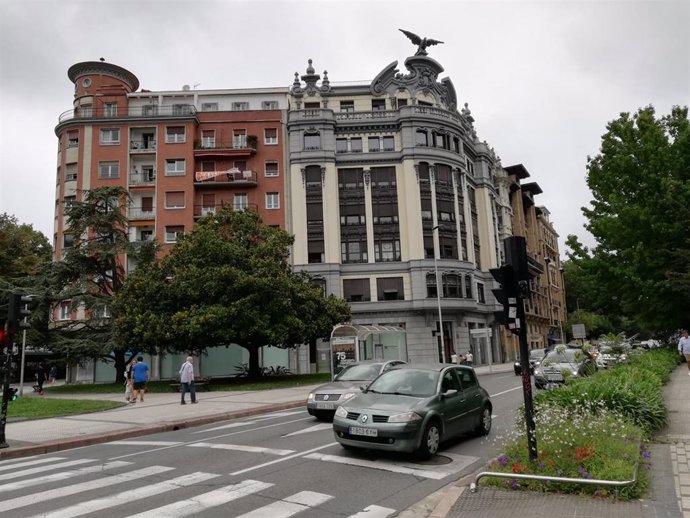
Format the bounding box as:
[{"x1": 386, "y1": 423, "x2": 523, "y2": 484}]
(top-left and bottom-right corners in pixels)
[{"x1": 332, "y1": 364, "x2": 492, "y2": 459}]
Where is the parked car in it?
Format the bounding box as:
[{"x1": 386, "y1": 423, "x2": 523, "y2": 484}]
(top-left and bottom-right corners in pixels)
[
  {"x1": 514, "y1": 348, "x2": 547, "y2": 376},
  {"x1": 596, "y1": 345, "x2": 628, "y2": 369},
  {"x1": 332, "y1": 364, "x2": 492, "y2": 459},
  {"x1": 534, "y1": 348, "x2": 597, "y2": 389},
  {"x1": 306, "y1": 360, "x2": 406, "y2": 421}
]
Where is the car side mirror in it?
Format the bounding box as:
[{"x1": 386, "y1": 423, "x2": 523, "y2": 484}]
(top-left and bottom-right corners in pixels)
[
  {"x1": 442, "y1": 389, "x2": 458, "y2": 398},
  {"x1": 359, "y1": 385, "x2": 368, "y2": 392}
]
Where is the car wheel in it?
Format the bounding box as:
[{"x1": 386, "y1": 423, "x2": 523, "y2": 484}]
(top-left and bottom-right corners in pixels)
[
  {"x1": 514, "y1": 368, "x2": 521, "y2": 376},
  {"x1": 415, "y1": 420, "x2": 441, "y2": 460},
  {"x1": 474, "y1": 406, "x2": 492, "y2": 436}
]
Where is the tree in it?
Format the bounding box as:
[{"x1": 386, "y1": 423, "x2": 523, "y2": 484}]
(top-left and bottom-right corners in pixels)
[
  {"x1": 579, "y1": 105, "x2": 690, "y2": 333},
  {"x1": 47, "y1": 187, "x2": 156, "y2": 382},
  {"x1": 114, "y1": 208, "x2": 351, "y2": 378}
]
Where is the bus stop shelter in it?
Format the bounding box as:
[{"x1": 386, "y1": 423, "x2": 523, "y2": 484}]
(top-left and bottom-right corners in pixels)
[{"x1": 329, "y1": 324, "x2": 407, "y2": 376}]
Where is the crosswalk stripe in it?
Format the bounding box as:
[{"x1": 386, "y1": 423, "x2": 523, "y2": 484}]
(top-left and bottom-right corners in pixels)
[
  {"x1": 304, "y1": 453, "x2": 449, "y2": 480},
  {"x1": 234, "y1": 490, "x2": 333, "y2": 518},
  {"x1": 127, "y1": 479, "x2": 274, "y2": 517},
  {"x1": 0, "y1": 465, "x2": 172, "y2": 512},
  {"x1": 187, "y1": 442, "x2": 295, "y2": 456},
  {"x1": 0, "y1": 458, "x2": 94, "y2": 482},
  {"x1": 30, "y1": 471, "x2": 220, "y2": 518},
  {"x1": 282, "y1": 423, "x2": 333, "y2": 437},
  {"x1": 192, "y1": 422, "x2": 257, "y2": 433},
  {"x1": 0, "y1": 454, "x2": 40, "y2": 464},
  {"x1": 108, "y1": 440, "x2": 182, "y2": 446},
  {"x1": 0, "y1": 457, "x2": 65, "y2": 473},
  {"x1": 347, "y1": 505, "x2": 397, "y2": 518},
  {"x1": 0, "y1": 460, "x2": 132, "y2": 493}
]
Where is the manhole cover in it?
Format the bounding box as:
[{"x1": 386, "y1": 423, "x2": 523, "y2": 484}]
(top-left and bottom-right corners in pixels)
[{"x1": 407, "y1": 454, "x2": 454, "y2": 466}]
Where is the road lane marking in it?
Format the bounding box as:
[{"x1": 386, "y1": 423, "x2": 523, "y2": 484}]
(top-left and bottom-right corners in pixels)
[
  {"x1": 0, "y1": 457, "x2": 65, "y2": 472},
  {"x1": 107, "y1": 416, "x2": 312, "y2": 460},
  {"x1": 0, "y1": 454, "x2": 40, "y2": 465},
  {"x1": 0, "y1": 458, "x2": 94, "y2": 482},
  {"x1": 230, "y1": 442, "x2": 338, "y2": 476},
  {"x1": 348, "y1": 505, "x2": 397, "y2": 518},
  {"x1": 282, "y1": 423, "x2": 333, "y2": 437},
  {"x1": 0, "y1": 465, "x2": 171, "y2": 512},
  {"x1": 127, "y1": 479, "x2": 273, "y2": 517},
  {"x1": 0, "y1": 460, "x2": 132, "y2": 493},
  {"x1": 108, "y1": 440, "x2": 181, "y2": 446},
  {"x1": 31, "y1": 471, "x2": 219, "y2": 518},
  {"x1": 187, "y1": 442, "x2": 294, "y2": 456},
  {"x1": 490, "y1": 386, "x2": 523, "y2": 397},
  {"x1": 234, "y1": 490, "x2": 333, "y2": 518},
  {"x1": 192, "y1": 422, "x2": 257, "y2": 433}
]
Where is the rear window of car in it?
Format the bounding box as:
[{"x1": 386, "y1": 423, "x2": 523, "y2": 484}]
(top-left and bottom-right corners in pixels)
[{"x1": 335, "y1": 363, "x2": 382, "y2": 381}]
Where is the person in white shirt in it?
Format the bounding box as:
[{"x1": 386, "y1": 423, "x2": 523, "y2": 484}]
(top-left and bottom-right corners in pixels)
[
  {"x1": 678, "y1": 330, "x2": 690, "y2": 375},
  {"x1": 465, "y1": 351, "x2": 473, "y2": 367},
  {"x1": 179, "y1": 356, "x2": 197, "y2": 404}
]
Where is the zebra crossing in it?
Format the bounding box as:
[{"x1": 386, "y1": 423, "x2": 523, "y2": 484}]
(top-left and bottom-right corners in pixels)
[{"x1": 0, "y1": 455, "x2": 397, "y2": 518}]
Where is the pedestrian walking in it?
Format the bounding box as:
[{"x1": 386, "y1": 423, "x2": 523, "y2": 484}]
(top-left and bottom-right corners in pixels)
[
  {"x1": 178, "y1": 356, "x2": 197, "y2": 405},
  {"x1": 129, "y1": 356, "x2": 149, "y2": 403},
  {"x1": 124, "y1": 359, "x2": 137, "y2": 402},
  {"x1": 465, "y1": 352, "x2": 473, "y2": 367},
  {"x1": 678, "y1": 330, "x2": 690, "y2": 374},
  {"x1": 35, "y1": 363, "x2": 47, "y2": 395},
  {"x1": 48, "y1": 365, "x2": 58, "y2": 385}
]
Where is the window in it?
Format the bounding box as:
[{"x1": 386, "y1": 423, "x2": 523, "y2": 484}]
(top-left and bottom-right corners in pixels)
[
  {"x1": 465, "y1": 274, "x2": 473, "y2": 298},
  {"x1": 166, "y1": 126, "x2": 185, "y2": 143},
  {"x1": 426, "y1": 273, "x2": 438, "y2": 298},
  {"x1": 338, "y1": 169, "x2": 364, "y2": 189},
  {"x1": 65, "y1": 163, "x2": 78, "y2": 181},
  {"x1": 63, "y1": 234, "x2": 75, "y2": 249},
  {"x1": 141, "y1": 197, "x2": 154, "y2": 212},
  {"x1": 201, "y1": 161, "x2": 215, "y2": 173},
  {"x1": 476, "y1": 282, "x2": 486, "y2": 303},
  {"x1": 377, "y1": 277, "x2": 404, "y2": 301},
  {"x1": 142, "y1": 105, "x2": 158, "y2": 116},
  {"x1": 165, "y1": 159, "x2": 185, "y2": 176},
  {"x1": 233, "y1": 193, "x2": 248, "y2": 211},
  {"x1": 341, "y1": 240, "x2": 368, "y2": 263},
  {"x1": 165, "y1": 191, "x2": 185, "y2": 209},
  {"x1": 165, "y1": 225, "x2": 184, "y2": 243},
  {"x1": 266, "y1": 192, "x2": 280, "y2": 209},
  {"x1": 397, "y1": 98, "x2": 408, "y2": 107},
  {"x1": 79, "y1": 104, "x2": 92, "y2": 117},
  {"x1": 265, "y1": 162, "x2": 279, "y2": 177},
  {"x1": 173, "y1": 104, "x2": 192, "y2": 115},
  {"x1": 340, "y1": 100, "x2": 354, "y2": 112},
  {"x1": 308, "y1": 240, "x2": 324, "y2": 263},
  {"x1": 350, "y1": 138, "x2": 362, "y2": 153},
  {"x1": 443, "y1": 274, "x2": 462, "y2": 298},
  {"x1": 100, "y1": 128, "x2": 120, "y2": 145},
  {"x1": 104, "y1": 103, "x2": 118, "y2": 117},
  {"x1": 336, "y1": 139, "x2": 348, "y2": 153},
  {"x1": 383, "y1": 136, "x2": 395, "y2": 151},
  {"x1": 371, "y1": 167, "x2": 397, "y2": 189},
  {"x1": 233, "y1": 160, "x2": 247, "y2": 172},
  {"x1": 232, "y1": 102, "x2": 249, "y2": 111},
  {"x1": 457, "y1": 368, "x2": 478, "y2": 388},
  {"x1": 63, "y1": 196, "x2": 76, "y2": 210},
  {"x1": 304, "y1": 133, "x2": 321, "y2": 150},
  {"x1": 201, "y1": 130, "x2": 215, "y2": 148},
  {"x1": 466, "y1": 158, "x2": 475, "y2": 177},
  {"x1": 343, "y1": 279, "x2": 371, "y2": 302},
  {"x1": 262, "y1": 100, "x2": 279, "y2": 110},
  {"x1": 201, "y1": 102, "x2": 219, "y2": 112},
  {"x1": 416, "y1": 130, "x2": 428, "y2": 146},
  {"x1": 374, "y1": 240, "x2": 401, "y2": 262},
  {"x1": 67, "y1": 131, "x2": 79, "y2": 148},
  {"x1": 59, "y1": 302, "x2": 72, "y2": 321},
  {"x1": 305, "y1": 166, "x2": 322, "y2": 188},
  {"x1": 93, "y1": 305, "x2": 111, "y2": 319},
  {"x1": 368, "y1": 137, "x2": 380, "y2": 152},
  {"x1": 99, "y1": 161, "x2": 120, "y2": 179},
  {"x1": 304, "y1": 102, "x2": 320, "y2": 109},
  {"x1": 371, "y1": 99, "x2": 386, "y2": 111},
  {"x1": 264, "y1": 128, "x2": 278, "y2": 145},
  {"x1": 140, "y1": 229, "x2": 153, "y2": 241},
  {"x1": 233, "y1": 129, "x2": 247, "y2": 148},
  {"x1": 307, "y1": 201, "x2": 323, "y2": 224}
]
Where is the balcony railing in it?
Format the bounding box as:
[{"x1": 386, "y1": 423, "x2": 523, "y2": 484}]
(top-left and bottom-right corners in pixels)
[
  {"x1": 129, "y1": 171, "x2": 156, "y2": 186},
  {"x1": 193, "y1": 138, "x2": 257, "y2": 152},
  {"x1": 334, "y1": 110, "x2": 398, "y2": 121},
  {"x1": 128, "y1": 207, "x2": 156, "y2": 220},
  {"x1": 58, "y1": 105, "x2": 197, "y2": 123},
  {"x1": 194, "y1": 169, "x2": 258, "y2": 185},
  {"x1": 130, "y1": 140, "x2": 156, "y2": 152}
]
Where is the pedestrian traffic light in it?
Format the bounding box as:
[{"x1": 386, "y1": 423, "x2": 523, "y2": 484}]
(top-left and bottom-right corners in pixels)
[
  {"x1": 0, "y1": 320, "x2": 6, "y2": 348},
  {"x1": 6, "y1": 387, "x2": 18, "y2": 402},
  {"x1": 490, "y1": 265, "x2": 520, "y2": 335},
  {"x1": 8, "y1": 293, "x2": 32, "y2": 333}
]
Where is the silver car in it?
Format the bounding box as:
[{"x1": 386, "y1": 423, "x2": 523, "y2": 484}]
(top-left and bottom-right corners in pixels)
[{"x1": 306, "y1": 360, "x2": 406, "y2": 421}]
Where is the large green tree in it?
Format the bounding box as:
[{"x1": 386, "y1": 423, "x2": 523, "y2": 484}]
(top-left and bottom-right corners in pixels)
[
  {"x1": 577, "y1": 105, "x2": 690, "y2": 333},
  {"x1": 47, "y1": 187, "x2": 155, "y2": 381},
  {"x1": 114, "y1": 208, "x2": 351, "y2": 378}
]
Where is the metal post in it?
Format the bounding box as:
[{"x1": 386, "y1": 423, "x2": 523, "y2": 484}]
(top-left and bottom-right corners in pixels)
[
  {"x1": 433, "y1": 225, "x2": 446, "y2": 363},
  {"x1": 19, "y1": 329, "x2": 26, "y2": 396},
  {"x1": 517, "y1": 282, "x2": 538, "y2": 462},
  {"x1": 0, "y1": 353, "x2": 12, "y2": 448}
]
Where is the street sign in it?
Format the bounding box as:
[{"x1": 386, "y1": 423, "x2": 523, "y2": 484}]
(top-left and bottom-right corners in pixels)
[{"x1": 572, "y1": 324, "x2": 586, "y2": 339}]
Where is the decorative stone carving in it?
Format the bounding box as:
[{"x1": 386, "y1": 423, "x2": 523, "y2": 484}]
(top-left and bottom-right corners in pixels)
[
  {"x1": 320, "y1": 166, "x2": 326, "y2": 188},
  {"x1": 398, "y1": 29, "x2": 445, "y2": 57},
  {"x1": 300, "y1": 167, "x2": 306, "y2": 189},
  {"x1": 290, "y1": 59, "x2": 332, "y2": 98},
  {"x1": 363, "y1": 169, "x2": 371, "y2": 188}
]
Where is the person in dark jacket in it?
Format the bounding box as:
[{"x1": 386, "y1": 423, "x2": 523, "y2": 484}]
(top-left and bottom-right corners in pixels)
[{"x1": 36, "y1": 363, "x2": 47, "y2": 395}]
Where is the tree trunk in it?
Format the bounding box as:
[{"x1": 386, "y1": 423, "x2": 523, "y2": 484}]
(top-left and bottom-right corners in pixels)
[
  {"x1": 113, "y1": 350, "x2": 138, "y2": 383},
  {"x1": 248, "y1": 346, "x2": 261, "y2": 378}
]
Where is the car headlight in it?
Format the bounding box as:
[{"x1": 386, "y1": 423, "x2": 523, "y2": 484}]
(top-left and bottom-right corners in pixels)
[
  {"x1": 570, "y1": 370, "x2": 578, "y2": 376},
  {"x1": 307, "y1": 392, "x2": 315, "y2": 402},
  {"x1": 335, "y1": 406, "x2": 348, "y2": 418},
  {"x1": 341, "y1": 392, "x2": 357, "y2": 401},
  {"x1": 534, "y1": 362, "x2": 541, "y2": 367},
  {"x1": 534, "y1": 368, "x2": 542, "y2": 376},
  {"x1": 388, "y1": 411, "x2": 422, "y2": 423}
]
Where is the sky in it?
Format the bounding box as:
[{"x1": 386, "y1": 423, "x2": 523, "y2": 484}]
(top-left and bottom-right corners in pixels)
[{"x1": 0, "y1": 0, "x2": 688, "y2": 255}]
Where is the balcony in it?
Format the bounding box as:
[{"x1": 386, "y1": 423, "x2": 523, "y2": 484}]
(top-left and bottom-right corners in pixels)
[
  {"x1": 193, "y1": 137, "x2": 257, "y2": 157},
  {"x1": 129, "y1": 207, "x2": 155, "y2": 220},
  {"x1": 130, "y1": 140, "x2": 156, "y2": 154},
  {"x1": 129, "y1": 171, "x2": 156, "y2": 186},
  {"x1": 194, "y1": 169, "x2": 258, "y2": 188},
  {"x1": 58, "y1": 105, "x2": 197, "y2": 123},
  {"x1": 334, "y1": 110, "x2": 398, "y2": 121}
]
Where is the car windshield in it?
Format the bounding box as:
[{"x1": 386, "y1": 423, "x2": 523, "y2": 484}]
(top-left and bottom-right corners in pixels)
[
  {"x1": 529, "y1": 349, "x2": 545, "y2": 360},
  {"x1": 544, "y1": 349, "x2": 578, "y2": 364},
  {"x1": 334, "y1": 363, "x2": 382, "y2": 381},
  {"x1": 367, "y1": 369, "x2": 439, "y2": 397}
]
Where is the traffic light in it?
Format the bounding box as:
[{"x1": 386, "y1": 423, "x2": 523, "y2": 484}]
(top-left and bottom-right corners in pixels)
[
  {"x1": 8, "y1": 293, "x2": 32, "y2": 333},
  {"x1": 0, "y1": 320, "x2": 6, "y2": 348},
  {"x1": 6, "y1": 387, "x2": 18, "y2": 402},
  {"x1": 490, "y1": 265, "x2": 519, "y2": 335},
  {"x1": 504, "y1": 236, "x2": 532, "y2": 300}
]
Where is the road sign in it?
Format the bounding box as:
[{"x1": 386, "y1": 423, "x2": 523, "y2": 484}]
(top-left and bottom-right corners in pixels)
[{"x1": 572, "y1": 324, "x2": 586, "y2": 339}]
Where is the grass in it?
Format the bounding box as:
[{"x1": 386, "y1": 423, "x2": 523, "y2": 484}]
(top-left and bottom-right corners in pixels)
[
  {"x1": 6, "y1": 398, "x2": 126, "y2": 420},
  {"x1": 45, "y1": 373, "x2": 332, "y2": 394}
]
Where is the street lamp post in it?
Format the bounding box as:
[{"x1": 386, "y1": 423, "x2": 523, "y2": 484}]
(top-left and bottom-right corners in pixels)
[{"x1": 432, "y1": 225, "x2": 446, "y2": 363}]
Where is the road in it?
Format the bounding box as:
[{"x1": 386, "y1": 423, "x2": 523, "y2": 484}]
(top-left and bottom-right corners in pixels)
[{"x1": 0, "y1": 372, "x2": 524, "y2": 518}]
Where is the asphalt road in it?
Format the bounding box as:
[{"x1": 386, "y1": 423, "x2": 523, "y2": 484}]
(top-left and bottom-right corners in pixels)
[{"x1": 0, "y1": 372, "x2": 525, "y2": 518}]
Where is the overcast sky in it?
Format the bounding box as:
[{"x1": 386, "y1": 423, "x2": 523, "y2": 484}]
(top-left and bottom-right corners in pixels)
[{"x1": 1, "y1": 0, "x2": 687, "y2": 254}]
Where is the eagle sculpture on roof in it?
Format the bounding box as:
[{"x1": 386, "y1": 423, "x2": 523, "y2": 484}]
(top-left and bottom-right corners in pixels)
[{"x1": 399, "y1": 29, "x2": 444, "y2": 56}]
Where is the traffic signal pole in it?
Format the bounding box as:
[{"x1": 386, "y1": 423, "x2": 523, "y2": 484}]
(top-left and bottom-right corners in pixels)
[
  {"x1": 0, "y1": 352, "x2": 11, "y2": 449},
  {"x1": 516, "y1": 290, "x2": 538, "y2": 462}
]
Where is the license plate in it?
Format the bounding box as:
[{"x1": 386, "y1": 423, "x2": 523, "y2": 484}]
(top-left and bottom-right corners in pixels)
[
  {"x1": 316, "y1": 402, "x2": 335, "y2": 410},
  {"x1": 546, "y1": 374, "x2": 563, "y2": 381},
  {"x1": 349, "y1": 426, "x2": 378, "y2": 437}
]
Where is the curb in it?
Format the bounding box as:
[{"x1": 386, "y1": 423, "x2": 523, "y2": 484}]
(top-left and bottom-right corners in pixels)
[{"x1": 0, "y1": 400, "x2": 305, "y2": 461}]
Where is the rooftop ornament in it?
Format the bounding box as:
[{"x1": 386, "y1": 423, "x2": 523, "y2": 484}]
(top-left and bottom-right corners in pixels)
[{"x1": 399, "y1": 29, "x2": 444, "y2": 56}]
